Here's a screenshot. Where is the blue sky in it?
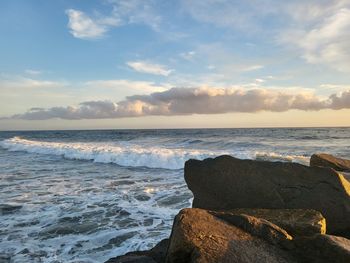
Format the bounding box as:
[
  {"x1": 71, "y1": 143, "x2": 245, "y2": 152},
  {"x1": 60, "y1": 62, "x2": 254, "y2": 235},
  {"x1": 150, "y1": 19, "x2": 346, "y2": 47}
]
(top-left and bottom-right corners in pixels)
[{"x1": 1, "y1": 0, "x2": 350, "y2": 130}]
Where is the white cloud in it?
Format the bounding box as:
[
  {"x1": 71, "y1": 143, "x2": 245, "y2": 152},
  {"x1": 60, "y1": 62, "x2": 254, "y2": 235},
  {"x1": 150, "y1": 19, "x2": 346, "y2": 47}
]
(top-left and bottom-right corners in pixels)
[
  {"x1": 181, "y1": 0, "x2": 349, "y2": 31},
  {"x1": 8, "y1": 87, "x2": 350, "y2": 120},
  {"x1": 85, "y1": 79, "x2": 167, "y2": 93},
  {"x1": 255, "y1": 79, "x2": 265, "y2": 83},
  {"x1": 111, "y1": 0, "x2": 161, "y2": 30},
  {"x1": 320, "y1": 84, "x2": 350, "y2": 93},
  {"x1": 241, "y1": 65, "x2": 264, "y2": 72},
  {"x1": 65, "y1": 1, "x2": 162, "y2": 39},
  {"x1": 0, "y1": 76, "x2": 64, "y2": 90},
  {"x1": 180, "y1": 51, "x2": 196, "y2": 61},
  {"x1": 281, "y1": 8, "x2": 350, "y2": 72},
  {"x1": 66, "y1": 9, "x2": 121, "y2": 39},
  {"x1": 24, "y1": 69, "x2": 42, "y2": 75},
  {"x1": 127, "y1": 61, "x2": 173, "y2": 76},
  {"x1": 180, "y1": 0, "x2": 350, "y2": 71}
]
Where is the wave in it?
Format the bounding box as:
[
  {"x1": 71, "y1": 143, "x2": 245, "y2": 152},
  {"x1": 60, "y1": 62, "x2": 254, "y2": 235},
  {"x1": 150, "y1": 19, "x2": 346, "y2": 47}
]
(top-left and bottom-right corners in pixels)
[
  {"x1": 0, "y1": 137, "x2": 228, "y2": 170},
  {"x1": 0, "y1": 137, "x2": 310, "y2": 169},
  {"x1": 255, "y1": 151, "x2": 309, "y2": 165}
]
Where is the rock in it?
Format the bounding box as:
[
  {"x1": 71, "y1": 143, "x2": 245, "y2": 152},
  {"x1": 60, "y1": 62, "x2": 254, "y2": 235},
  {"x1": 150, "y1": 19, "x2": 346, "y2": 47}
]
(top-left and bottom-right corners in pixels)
[
  {"x1": 185, "y1": 155, "x2": 350, "y2": 237},
  {"x1": 106, "y1": 255, "x2": 156, "y2": 263},
  {"x1": 211, "y1": 208, "x2": 325, "y2": 237},
  {"x1": 310, "y1": 153, "x2": 350, "y2": 172},
  {"x1": 105, "y1": 238, "x2": 169, "y2": 263},
  {"x1": 344, "y1": 172, "x2": 350, "y2": 182},
  {"x1": 166, "y1": 208, "x2": 297, "y2": 263},
  {"x1": 210, "y1": 212, "x2": 293, "y2": 249},
  {"x1": 295, "y1": 234, "x2": 350, "y2": 263}
]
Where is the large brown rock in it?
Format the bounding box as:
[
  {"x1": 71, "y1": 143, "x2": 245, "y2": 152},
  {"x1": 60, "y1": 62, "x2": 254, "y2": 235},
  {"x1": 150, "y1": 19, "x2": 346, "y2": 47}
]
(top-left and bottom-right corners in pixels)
[
  {"x1": 185, "y1": 155, "x2": 350, "y2": 237},
  {"x1": 295, "y1": 234, "x2": 350, "y2": 263},
  {"x1": 105, "y1": 239, "x2": 169, "y2": 263},
  {"x1": 166, "y1": 208, "x2": 297, "y2": 263},
  {"x1": 211, "y1": 208, "x2": 326, "y2": 237},
  {"x1": 310, "y1": 153, "x2": 350, "y2": 172}
]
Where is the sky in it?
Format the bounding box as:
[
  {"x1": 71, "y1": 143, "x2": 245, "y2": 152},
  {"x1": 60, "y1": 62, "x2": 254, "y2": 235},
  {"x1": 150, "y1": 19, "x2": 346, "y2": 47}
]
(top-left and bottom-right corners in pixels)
[{"x1": 1, "y1": 0, "x2": 350, "y2": 130}]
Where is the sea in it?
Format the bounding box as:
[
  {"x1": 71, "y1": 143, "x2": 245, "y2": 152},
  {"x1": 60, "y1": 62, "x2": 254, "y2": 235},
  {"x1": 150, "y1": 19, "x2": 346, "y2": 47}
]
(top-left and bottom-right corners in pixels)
[{"x1": 0, "y1": 128, "x2": 350, "y2": 263}]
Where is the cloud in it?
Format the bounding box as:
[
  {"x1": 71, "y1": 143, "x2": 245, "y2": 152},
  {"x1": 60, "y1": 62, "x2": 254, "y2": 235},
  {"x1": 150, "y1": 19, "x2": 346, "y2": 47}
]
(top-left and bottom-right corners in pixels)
[
  {"x1": 0, "y1": 76, "x2": 64, "y2": 89},
  {"x1": 84, "y1": 79, "x2": 168, "y2": 93},
  {"x1": 241, "y1": 65, "x2": 264, "y2": 72},
  {"x1": 181, "y1": 0, "x2": 349, "y2": 31},
  {"x1": 66, "y1": 9, "x2": 121, "y2": 39},
  {"x1": 181, "y1": 1, "x2": 350, "y2": 71},
  {"x1": 8, "y1": 87, "x2": 350, "y2": 120},
  {"x1": 180, "y1": 51, "x2": 196, "y2": 61},
  {"x1": 127, "y1": 61, "x2": 173, "y2": 76},
  {"x1": 280, "y1": 8, "x2": 350, "y2": 72},
  {"x1": 65, "y1": 1, "x2": 162, "y2": 39},
  {"x1": 110, "y1": 0, "x2": 161, "y2": 30},
  {"x1": 255, "y1": 79, "x2": 265, "y2": 84},
  {"x1": 24, "y1": 69, "x2": 42, "y2": 75},
  {"x1": 320, "y1": 84, "x2": 350, "y2": 92}
]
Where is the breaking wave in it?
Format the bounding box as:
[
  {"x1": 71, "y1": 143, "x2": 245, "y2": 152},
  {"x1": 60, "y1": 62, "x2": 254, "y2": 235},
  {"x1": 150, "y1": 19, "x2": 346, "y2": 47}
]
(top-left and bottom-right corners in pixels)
[
  {"x1": 0, "y1": 137, "x2": 228, "y2": 170},
  {"x1": 0, "y1": 137, "x2": 310, "y2": 169}
]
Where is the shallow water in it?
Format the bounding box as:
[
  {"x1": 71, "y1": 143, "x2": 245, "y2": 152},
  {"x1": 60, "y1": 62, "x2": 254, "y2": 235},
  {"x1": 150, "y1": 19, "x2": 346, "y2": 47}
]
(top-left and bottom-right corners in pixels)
[{"x1": 0, "y1": 128, "x2": 349, "y2": 262}]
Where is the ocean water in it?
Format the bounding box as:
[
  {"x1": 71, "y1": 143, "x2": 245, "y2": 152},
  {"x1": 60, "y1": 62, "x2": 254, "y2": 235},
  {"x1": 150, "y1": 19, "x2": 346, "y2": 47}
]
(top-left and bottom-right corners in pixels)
[{"x1": 0, "y1": 128, "x2": 350, "y2": 262}]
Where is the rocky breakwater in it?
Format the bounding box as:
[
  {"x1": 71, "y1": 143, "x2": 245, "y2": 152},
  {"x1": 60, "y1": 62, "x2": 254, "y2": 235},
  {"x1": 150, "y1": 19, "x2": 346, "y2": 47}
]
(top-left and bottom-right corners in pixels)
[{"x1": 106, "y1": 153, "x2": 350, "y2": 263}]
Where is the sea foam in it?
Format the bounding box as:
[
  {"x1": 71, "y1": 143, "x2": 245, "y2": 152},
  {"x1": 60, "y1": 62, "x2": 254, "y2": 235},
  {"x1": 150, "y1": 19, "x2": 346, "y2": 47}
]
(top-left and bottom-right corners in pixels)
[
  {"x1": 0, "y1": 137, "x2": 310, "y2": 170},
  {"x1": 0, "y1": 137, "x2": 227, "y2": 170}
]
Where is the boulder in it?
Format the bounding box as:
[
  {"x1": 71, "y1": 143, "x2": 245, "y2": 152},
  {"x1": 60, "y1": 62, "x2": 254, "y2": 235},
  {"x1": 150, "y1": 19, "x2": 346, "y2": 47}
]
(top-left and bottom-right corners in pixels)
[
  {"x1": 295, "y1": 234, "x2": 350, "y2": 263},
  {"x1": 185, "y1": 155, "x2": 350, "y2": 237},
  {"x1": 106, "y1": 255, "x2": 156, "y2": 263},
  {"x1": 211, "y1": 208, "x2": 326, "y2": 237},
  {"x1": 310, "y1": 153, "x2": 350, "y2": 172},
  {"x1": 210, "y1": 212, "x2": 293, "y2": 249},
  {"x1": 105, "y1": 238, "x2": 169, "y2": 263},
  {"x1": 166, "y1": 208, "x2": 297, "y2": 263}
]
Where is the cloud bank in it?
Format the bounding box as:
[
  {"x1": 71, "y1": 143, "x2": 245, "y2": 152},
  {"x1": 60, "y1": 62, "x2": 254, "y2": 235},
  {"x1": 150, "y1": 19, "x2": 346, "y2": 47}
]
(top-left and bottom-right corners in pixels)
[{"x1": 7, "y1": 87, "x2": 350, "y2": 120}]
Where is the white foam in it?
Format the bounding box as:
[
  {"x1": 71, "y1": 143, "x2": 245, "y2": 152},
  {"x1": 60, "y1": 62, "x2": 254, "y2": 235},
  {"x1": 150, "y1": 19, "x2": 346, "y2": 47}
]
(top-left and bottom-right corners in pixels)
[
  {"x1": 254, "y1": 151, "x2": 310, "y2": 165},
  {"x1": 0, "y1": 137, "x2": 227, "y2": 170}
]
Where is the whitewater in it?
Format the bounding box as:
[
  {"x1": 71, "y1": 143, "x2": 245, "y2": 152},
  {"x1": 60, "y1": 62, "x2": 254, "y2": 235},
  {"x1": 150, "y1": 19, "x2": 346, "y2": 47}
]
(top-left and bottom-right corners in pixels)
[{"x1": 0, "y1": 128, "x2": 349, "y2": 262}]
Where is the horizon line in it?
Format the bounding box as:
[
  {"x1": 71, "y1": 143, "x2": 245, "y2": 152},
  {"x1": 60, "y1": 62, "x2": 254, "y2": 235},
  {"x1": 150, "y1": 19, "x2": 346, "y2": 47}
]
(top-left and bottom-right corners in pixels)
[{"x1": 1, "y1": 125, "x2": 350, "y2": 132}]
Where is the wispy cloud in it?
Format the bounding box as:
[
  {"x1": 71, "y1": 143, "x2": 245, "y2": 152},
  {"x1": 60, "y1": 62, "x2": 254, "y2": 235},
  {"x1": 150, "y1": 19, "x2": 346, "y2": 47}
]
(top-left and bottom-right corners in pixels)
[
  {"x1": 65, "y1": 0, "x2": 161, "y2": 39},
  {"x1": 181, "y1": 0, "x2": 349, "y2": 31},
  {"x1": 7, "y1": 87, "x2": 350, "y2": 120},
  {"x1": 181, "y1": 1, "x2": 350, "y2": 72},
  {"x1": 241, "y1": 65, "x2": 264, "y2": 72},
  {"x1": 280, "y1": 8, "x2": 350, "y2": 72},
  {"x1": 66, "y1": 9, "x2": 120, "y2": 39},
  {"x1": 180, "y1": 51, "x2": 196, "y2": 61},
  {"x1": 85, "y1": 79, "x2": 167, "y2": 93},
  {"x1": 127, "y1": 61, "x2": 173, "y2": 76},
  {"x1": 110, "y1": 0, "x2": 161, "y2": 31},
  {"x1": 0, "y1": 76, "x2": 64, "y2": 89},
  {"x1": 24, "y1": 69, "x2": 42, "y2": 75}
]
